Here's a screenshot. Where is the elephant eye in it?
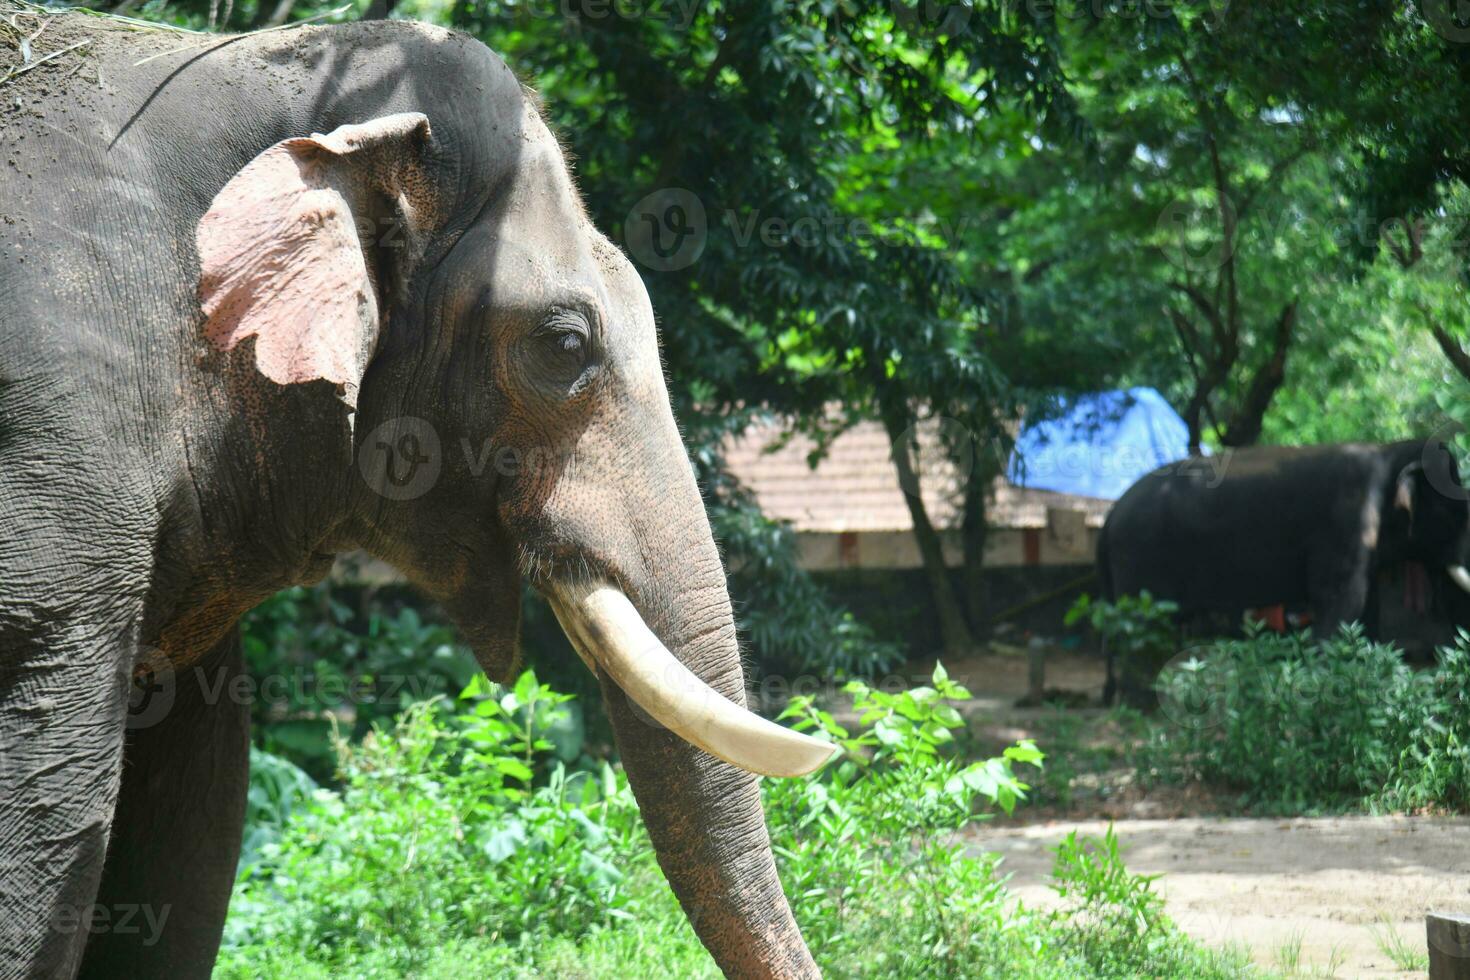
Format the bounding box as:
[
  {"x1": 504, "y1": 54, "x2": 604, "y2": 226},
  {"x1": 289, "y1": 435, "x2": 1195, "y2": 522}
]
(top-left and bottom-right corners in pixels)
[
  {"x1": 533, "y1": 311, "x2": 593, "y2": 388},
  {"x1": 550, "y1": 330, "x2": 584, "y2": 357}
]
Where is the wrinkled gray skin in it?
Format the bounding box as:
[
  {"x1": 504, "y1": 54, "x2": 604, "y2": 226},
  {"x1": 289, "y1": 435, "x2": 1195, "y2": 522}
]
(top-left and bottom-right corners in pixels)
[
  {"x1": 0, "y1": 18, "x2": 817, "y2": 979},
  {"x1": 1097, "y1": 440, "x2": 1470, "y2": 703}
]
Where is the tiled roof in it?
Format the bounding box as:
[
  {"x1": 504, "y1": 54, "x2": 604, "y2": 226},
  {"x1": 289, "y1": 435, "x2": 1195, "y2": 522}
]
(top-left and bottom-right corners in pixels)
[{"x1": 724, "y1": 418, "x2": 1112, "y2": 533}]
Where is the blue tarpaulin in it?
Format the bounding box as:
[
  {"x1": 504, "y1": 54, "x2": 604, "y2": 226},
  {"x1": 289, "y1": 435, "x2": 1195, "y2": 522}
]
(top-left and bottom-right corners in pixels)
[{"x1": 1006, "y1": 387, "x2": 1196, "y2": 500}]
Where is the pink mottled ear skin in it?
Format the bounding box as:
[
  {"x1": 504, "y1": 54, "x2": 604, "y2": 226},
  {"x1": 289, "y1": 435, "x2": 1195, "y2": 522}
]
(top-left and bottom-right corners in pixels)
[{"x1": 196, "y1": 113, "x2": 430, "y2": 408}]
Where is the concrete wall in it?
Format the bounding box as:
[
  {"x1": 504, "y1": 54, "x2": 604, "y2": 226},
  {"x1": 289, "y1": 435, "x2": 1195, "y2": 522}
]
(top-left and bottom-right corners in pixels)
[{"x1": 793, "y1": 507, "x2": 1099, "y2": 571}]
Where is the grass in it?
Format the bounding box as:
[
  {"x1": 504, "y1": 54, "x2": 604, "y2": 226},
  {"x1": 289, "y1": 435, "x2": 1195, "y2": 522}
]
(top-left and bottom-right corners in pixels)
[
  {"x1": 1370, "y1": 916, "x2": 1430, "y2": 973},
  {"x1": 1270, "y1": 933, "x2": 1351, "y2": 980},
  {"x1": 1271, "y1": 931, "x2": 1304, "y2": 975}
]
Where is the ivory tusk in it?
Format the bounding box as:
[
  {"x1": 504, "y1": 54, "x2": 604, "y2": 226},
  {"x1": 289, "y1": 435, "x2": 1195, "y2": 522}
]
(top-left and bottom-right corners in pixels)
[
  {"x1": 1448, "y1": 565, "x2": 1470, "y2": 595},
  {"x1": 548, "y1": 579, "x2": 837, "y2": 779}
]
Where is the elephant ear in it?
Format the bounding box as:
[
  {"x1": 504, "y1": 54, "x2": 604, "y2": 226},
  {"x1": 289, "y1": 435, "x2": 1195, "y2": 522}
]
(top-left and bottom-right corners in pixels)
[{"x1": 196, "y1": 113, "x2": 434, "y2": 412}]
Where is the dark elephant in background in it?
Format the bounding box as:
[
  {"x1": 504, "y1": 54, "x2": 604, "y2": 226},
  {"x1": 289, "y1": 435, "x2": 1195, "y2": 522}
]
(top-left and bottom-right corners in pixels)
[
  {"x1": 0, "y1": 16, "x2": 831, "y2": 979},
  {"x1": 1372, "y1": 560, "x2": 1470, "y2": 661},
  {"x1": 1097, "y1": 440, "x2": 1470, "y2": 703}
]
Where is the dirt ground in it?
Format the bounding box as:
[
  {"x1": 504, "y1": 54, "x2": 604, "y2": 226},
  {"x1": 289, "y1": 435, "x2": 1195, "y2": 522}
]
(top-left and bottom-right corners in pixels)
[
  {"x1": 969, "y1": 816, "x2": 1470, "y2": 977},
  {"x1": 926, "y1": 646, "x2": 1470, "y2": 976},
  {"x1": 919, "y1": 642, "x2": 1110, "y2": 709}
]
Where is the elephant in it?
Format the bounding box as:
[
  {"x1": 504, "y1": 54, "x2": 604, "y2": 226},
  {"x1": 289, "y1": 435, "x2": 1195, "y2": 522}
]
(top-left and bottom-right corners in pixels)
[
  {"x1": 1096, "y1": 440, "x2": 1470, "y2": 703},
  {"x1": 0, "y1": 15, "x2": 833, "y2": 979}
]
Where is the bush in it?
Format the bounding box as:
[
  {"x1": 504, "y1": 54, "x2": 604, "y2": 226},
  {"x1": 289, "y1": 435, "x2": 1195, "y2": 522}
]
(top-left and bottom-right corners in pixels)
[
  {"x1": 240, "y1": 585, "x2": 481, "y2": 782},
  {"x1": 1146, "y1": 625, "x2": 1470, "y2": 812},
  {"x1": 769, "y1": 663, "x2": 1042, "y2": 975},
  {"x1": 220, "y1": 667, "x2": 1257, "y2": 979},
  {"x1": 1067, "y1": 592, "x2": 1179, "y2": 705},
  {"x1": 220, "y1": 672, "x2": 646, "y2": 973}
]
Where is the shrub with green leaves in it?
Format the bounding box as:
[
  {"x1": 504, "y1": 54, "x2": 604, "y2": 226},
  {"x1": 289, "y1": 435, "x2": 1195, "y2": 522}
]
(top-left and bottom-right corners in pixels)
[
  {"x1": 220, "y1": 671, "x2": 646, "y2": 974},
  {"x1": 1067, "y1": 591, "x2": 1180, "y2": 704},
  {"x1": 240, "y1": 584, "x2": 481, "y2": 781},
  {"x1": 769, "y1": 664, "x2": 1040, "y2": 976},
  {"x1": 220, "y1": 666, "x2": 1257, "y2": 979},
  {"x1": 1147, "y1": 626, "x2": 1470, "y2": 812}
]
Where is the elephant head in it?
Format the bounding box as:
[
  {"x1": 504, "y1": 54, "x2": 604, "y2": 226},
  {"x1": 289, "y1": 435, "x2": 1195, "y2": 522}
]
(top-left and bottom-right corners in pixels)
[
  {"x1": 1386, "y1": 440, "x2": 1470, "y2": 593},
  {"x1": 193, "y1": 38, "x2": 830, "y2": 979}
]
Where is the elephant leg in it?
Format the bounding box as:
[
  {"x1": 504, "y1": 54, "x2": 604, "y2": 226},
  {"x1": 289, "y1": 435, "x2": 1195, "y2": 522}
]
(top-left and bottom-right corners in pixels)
[
  {"x1": 1308, "y1": 555, "x2": 1371, "y2": 639},
  {"x1": 78, "y1": 631, "x2": 250, "y2": 979},
  {"x1": 0, "y1": 625, "x2": 132, "y2": 980}
]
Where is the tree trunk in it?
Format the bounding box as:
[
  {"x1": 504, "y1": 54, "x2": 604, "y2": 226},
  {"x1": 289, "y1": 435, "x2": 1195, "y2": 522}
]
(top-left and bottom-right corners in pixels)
[
  {"x1": 879, "y1": 406, "x2": 976, "y2": 659},
  {"x1": 961, "y1": 457, "x2": 992, "y2": 637},
  {"x1": 1221, "y1": 300, "x2": 1297, "y2": 447},
  {"x1": 1430, "y1": 321, "x2": 1470, "y2": 386}
]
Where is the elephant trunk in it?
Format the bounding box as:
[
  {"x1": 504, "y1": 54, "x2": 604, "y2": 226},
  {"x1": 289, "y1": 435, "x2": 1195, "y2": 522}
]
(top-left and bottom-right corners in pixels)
[
  {"x1": 527, "y1": 382, "x2": 823, "y2": 974},
  {"x1": 548, "y1": 553, "x2": 821, "y2": 976},
  {"x1": 602, "y1": 672, "x2": 820, "y2": 979}
]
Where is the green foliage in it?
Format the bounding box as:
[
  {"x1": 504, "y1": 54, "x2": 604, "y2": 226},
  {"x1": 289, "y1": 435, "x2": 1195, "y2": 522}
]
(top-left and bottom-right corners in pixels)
[
  {"x1": 1146, "y1": 626, "x2": 1470, "y2": 812},
  {"x1": 221, "y1": 672, "x2": 646, "y2": 972},
  {"x1": 1051, "y1": 825, "x2": 1162, "y2": 931},
  {"x1": 1376, "y1": 637, "x2": 1470, "y2": 812},
  {"x1": 1068, "y1": 591, "x2": 1180, "y2": 701},
  {"x1": 240, "y1": 585, "x2": 481, "y2": 782},
  {"x1": 1264, "y1": 179, "x2": 1470, "y2": 445},
  {"x1": 1067, "y1": 592, "x2": 1179, "y2": 654},
  {"x1": 767, "y1": 663, "x2": 1040, "y2": 975},
  {"x1": 1043, "y1": 822, "x2": 1257, "y2": 978},
  {"x1": 239, "y1": 745, "x2": 318, "y2": 872},
  {"x1": 221, "y1": 667, "x2": 1254, "y2": 978}
]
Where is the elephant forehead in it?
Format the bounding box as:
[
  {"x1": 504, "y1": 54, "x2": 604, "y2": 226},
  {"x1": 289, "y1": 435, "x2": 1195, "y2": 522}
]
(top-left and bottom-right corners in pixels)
[
  {"x1": 590, "y1": 232, "x2": 664, "y2": 397},
  {"x1": 481, "y1": 237, "x2": 598, "y2": 306},
  {"x1": 470, "y1": 107, "x2": 667, "y2": 397}
]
